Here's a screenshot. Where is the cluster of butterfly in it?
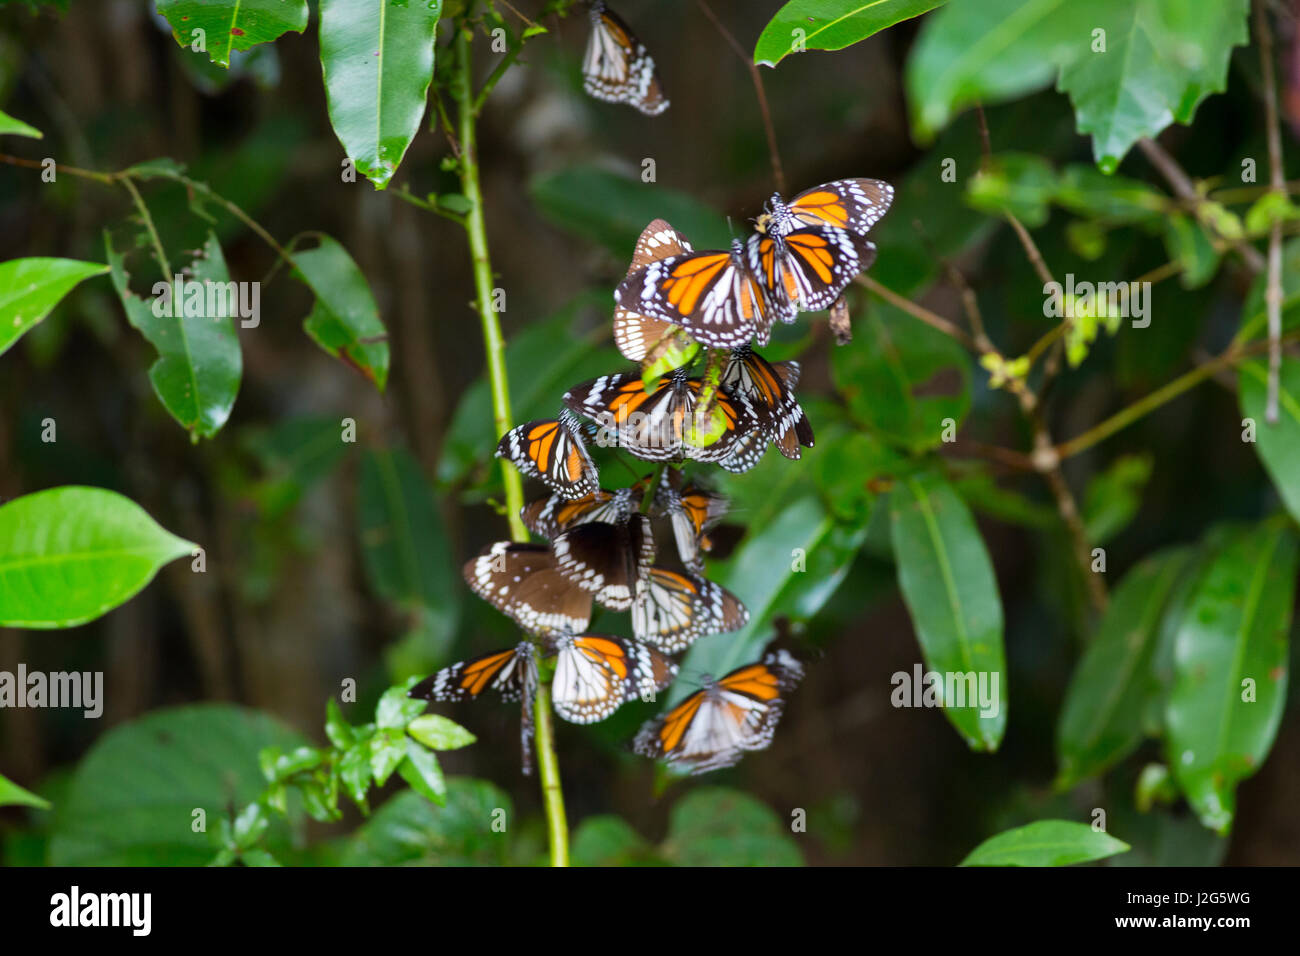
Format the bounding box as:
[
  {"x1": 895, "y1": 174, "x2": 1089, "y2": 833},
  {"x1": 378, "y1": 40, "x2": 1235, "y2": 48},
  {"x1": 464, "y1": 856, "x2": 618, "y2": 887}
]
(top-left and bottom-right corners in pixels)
[{"x1": 408, "y1": 468, "x2": 803, "y2": 776}]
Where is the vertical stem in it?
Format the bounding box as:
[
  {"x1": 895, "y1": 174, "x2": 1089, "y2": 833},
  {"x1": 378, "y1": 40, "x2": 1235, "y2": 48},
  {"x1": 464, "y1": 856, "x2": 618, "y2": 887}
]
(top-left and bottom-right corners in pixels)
[
  {"x1": 454, "y1": 23, "x2": 567, "y2": 866},
  {"x1": 455, "y1": 27, "x2": 528, "y2": 542},
  {"x1": 1256, "y1": 0, "x2": 1285, "y2": 425}
]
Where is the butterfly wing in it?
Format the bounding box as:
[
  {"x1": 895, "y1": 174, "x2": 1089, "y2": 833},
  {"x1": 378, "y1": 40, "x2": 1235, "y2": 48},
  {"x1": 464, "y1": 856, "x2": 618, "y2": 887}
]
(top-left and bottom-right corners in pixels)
[
  {"x1": 464, "y1": 542, "x2": 593, "y2": 634},
  {"x1": 747, "y1": 227, "x2": 876, "y2": 316},
  {"x1": 550, "y1": 634, "x2": 677, "y2": 724},
  {"x1": 630, "y1": 567, "x2": 748, "y2": 652},
  {"x1": 784, "y1": 179, "x2": 894, "y2": 234},
  {"x1": 497, "y1": 412, "x2": 598, "y2": 500},
  {"x1": 582, "y1": 2, "x2": 669, "y2": 115},
  {"x1": 723, "y1": 348, "x2": 813, "y2": 460},
  {"x1": 615, "y1": 219, "x2": 695, "y2": 361},
  {"x1": 657, "y1": 484, "x2": 728, "y2": 572},
  {"x1": 521, "y1": 487, "x2": 639, "y2": 540},
  {"x1": 552, "y1": 514, "x2": 654, "y2": 610}
]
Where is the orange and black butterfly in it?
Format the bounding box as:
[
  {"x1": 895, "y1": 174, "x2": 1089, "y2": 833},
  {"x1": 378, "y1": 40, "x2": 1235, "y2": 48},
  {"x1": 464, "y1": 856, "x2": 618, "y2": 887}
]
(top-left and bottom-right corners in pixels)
[
  {"x1": 409, "y1": 640, "x2": 539, "y2": 773},
  {"x1": 653, "y1": 483, "x2": 728, "y2": 573},
  {"x1": 616, "y1": 238, "x2": 779, "y2": 348},
  {"x1": 521, "y1": 483, "x2": 643, "y2": 541},
  {"x1": 745, "y1": 225, "x2": 877, "y2": 320},
  {"x1": 464, "y1": 541, "x2": 594, "y2": 635},
  {"x1": 551, "y1": 513, "x2": 655, "y2": 611},
  {"x1": 754, "y1": 179, "x2": 894, "y2": 238},
  {"x1": 630, "y1": 566, "x2": 747, "y2": 652},
  {"x1": 614, "y1": 219, "x2": 693, "y2": 363},
  {"x1": 546, "y1": 633, "x2": 677, "y2": 724},
  {"x1": 497, "y1": 409, "x2": 598, "y2": 500},
  {"x1": 633, "y1": 650, "x2": 804, "y2": 774},
  {"x1": 582, "y1": 1, "x2": 668, "y2": 116},
  {"x1": 722, "y1": 345, "x2": 813, "y2": 460},
  {"x1": 564, "y1": 367, "x2": 759, "y2": 464}
]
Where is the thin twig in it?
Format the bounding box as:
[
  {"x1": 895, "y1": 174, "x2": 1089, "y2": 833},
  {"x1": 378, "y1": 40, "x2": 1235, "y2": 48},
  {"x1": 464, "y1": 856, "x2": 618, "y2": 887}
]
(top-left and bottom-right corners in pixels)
[
  {"x1": 695, "y1": 0, "x2": 785, "y2": 194},
  {"x1": 1256, "y1": 0, "x2": 1285, "y2": 424},
  {"x1": 118, "y1": 176, "x2": 171, "y2": 277},
  {"x1": 854, "y1": 275, "x2": 976, "y2": 350}
]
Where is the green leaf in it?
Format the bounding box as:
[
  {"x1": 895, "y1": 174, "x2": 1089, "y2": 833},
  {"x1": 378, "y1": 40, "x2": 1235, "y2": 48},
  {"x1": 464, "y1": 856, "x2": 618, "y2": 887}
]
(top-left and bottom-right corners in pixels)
[
  {"x1": 1081, "y1": 453, "x2": 1152, "y2": 544},
  {"x1": 906, "y1": 0, "x2": 1095, "y2": 141},
  {"x1": 338, "y1": 741, "x2": 373, "y2": 807},
  {"x1": 1239, "y1": 359, "x2": 1300, "y2": 526},
  {"x1": 1165, "y1": 519, "x2": 1297, "y2": 834},
  {"x1": 243, "y1": 416, "x2": 352, "y2": 518},
  {"x1": 0, "y1": 108, "x2": 42, "y2": 138},
  {"x1": 49, "y1": 705, "x2": 307, "y2": 865},
  {"x1": 572, "y1": 815, "x2": 661, "y2": 866},
  {"x1": 674, "y1": 496, "x2": 867, "y2": 704},
  {"x1": 1161, "y1": 212, "x2": 1220, "y2": 288},
  {"x1": 1053, "y1": 164, "x2": 1167, "y2": 225},
  {"x1": 408, "y1": 714, "x2": 477, "y2": 751},
  {"x1": 358, "y1": 447, "x2": 460, "y2": 632},
  {"x1": 318, "y1": 0, "x2": 442, "y2": 189},
  {"x1": 369, "y1": 728, "x2": 407, "y2": 786},
  {"x1": 754, "y1": 0, "x2": 948, "y2": 67},
  {"x1": 529, "y1": 165, "x2": 733, "y2": 259},
  {"x1": 832, "y1": 302, "x2": 971, "y2": 453},
  {"x1": 398, "y1": 738, "x2": 447, "y2": 806},
  {"x1": 960, "y1": 819, "x2": 1129, "y2": 866},
  {"x1": 889, "y1": 471, "x2": 1006, "y2": 751},
  {"x1": 0, "y1": 772, "x2": 50, "y2": 810},
  {"x1": 0, "y1": 257, "x2": 107, "y2": 357},
  {"x1": 1057, "y1": 0, "x2": 1248, "y2": 171},
  {"x1": 965, "y1": 152, "x2": 1057, "y2": 227},
  {"x1": 661, "y1": 788, "x2": 803, "y2": 866},
  {"x1": 1055, "y1": 548, "x2": 1192, "y2": 789},
  {"x1": 371, "y1": 683, "x2": 421, "y2": 735},
  {"x1": 291, "y1": 236, "x2": 390, "y2": 390},
  {"x1": 106, "y1": 230, "x2": 243, "y2": 439},
  {"x1": 0, "y1": 486, "x2": 195, "y2": 629},
  {"x1": 155, "y1": 0, "x2": 309, "y2": 68},
  {"x1": 341, "y1": 780, "x2": 512, "y2": 865},
  {"x1": 1238, "y1": 237, "x2": 1300, "y2": 342}
]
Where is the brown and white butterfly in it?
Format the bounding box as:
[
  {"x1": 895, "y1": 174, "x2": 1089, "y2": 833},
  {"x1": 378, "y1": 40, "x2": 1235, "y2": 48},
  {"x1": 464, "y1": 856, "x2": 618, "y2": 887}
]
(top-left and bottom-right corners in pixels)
[{"x1": 582, "y1": 1, "x2": 669, "y2": 115}]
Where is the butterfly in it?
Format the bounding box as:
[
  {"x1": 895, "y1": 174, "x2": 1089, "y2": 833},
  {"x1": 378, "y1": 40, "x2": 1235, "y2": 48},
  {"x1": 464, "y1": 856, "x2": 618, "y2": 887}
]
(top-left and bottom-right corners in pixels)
[
  {"x1": 722, "y1": 345, "x2": 813, "y2": 460},
  {"x1": 409, "y1": 640, "x2": 539, "y2": 774},
  {"x1": 745, "y1": 224, "x2": 877, "y2": 319},
  {"x1": 464, "y1": 542, "x2": 593, "y2": 635},
  {"x1": 630, "y1": 566, "x2": 748, "y2": 652},
  {"x1": 616, "y1": 238, "x2": 783, "y2": 348},
  {"x1": 633, "y1": 650, "x2": 804, "y2": 774},
  {"x1": 497, "y1": 409, "x2": 598, "y2": 500},
  {"x1": 551, "y1": 513, "x2": 655, "y2": 611},
  {"x1": 546, "y1": 633, "x2": 677, "y2": 723},
  {"x1": 582, "y1": 1, "x2": 669, "y2": 116},
  {"x1": 753, "y1": 179, "x2": 894, "y2": 238},
  {"x1": 564, "y1": 367, "x2": 759, "y2": 464},
  {"x1": 521, "y1": 484, "x2": 643, "y2": 541},
  {"x1": 614, "y1": 219, "x2": 694, "y2": 363},
  {"x1": 653, "y1": 483, "x2": 728, "y2": 573}
]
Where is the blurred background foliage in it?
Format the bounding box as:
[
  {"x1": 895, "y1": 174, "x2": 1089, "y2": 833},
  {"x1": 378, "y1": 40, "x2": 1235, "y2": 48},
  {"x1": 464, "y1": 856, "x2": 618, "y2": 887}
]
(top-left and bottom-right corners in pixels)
[{"x1": 1, "y1": 0, "x2": 1299, "y2": 865}]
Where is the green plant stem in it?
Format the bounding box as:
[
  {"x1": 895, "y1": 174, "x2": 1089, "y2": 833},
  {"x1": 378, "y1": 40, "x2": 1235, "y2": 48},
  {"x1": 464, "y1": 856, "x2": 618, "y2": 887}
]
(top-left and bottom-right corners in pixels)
[
  {"x1": 453, "y1": 22, "x2": 567, "y2": 867},
  {"x1": 119, "y1": 176, "x2": 171, "y2": 277}
]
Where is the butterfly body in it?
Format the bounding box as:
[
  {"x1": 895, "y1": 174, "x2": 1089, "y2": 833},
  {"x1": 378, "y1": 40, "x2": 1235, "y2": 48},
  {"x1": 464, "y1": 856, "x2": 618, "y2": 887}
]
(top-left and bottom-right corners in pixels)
[{"x1": 497, "y1": 409, "x2": 598, "y2": 500}]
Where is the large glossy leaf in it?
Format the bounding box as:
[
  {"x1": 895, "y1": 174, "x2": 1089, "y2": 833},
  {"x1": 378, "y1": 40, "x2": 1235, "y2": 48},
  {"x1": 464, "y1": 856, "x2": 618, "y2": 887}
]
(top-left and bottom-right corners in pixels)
[
  {"x1": 1165, "y1": 519, "x2": 1297, "y2": 834},
  {"x1": 1057, "y1": 0, "x2": 1248, "y2": 171},
  {"x1": 906, "y1": 0, "x2": 1095, "y2": 141},
  {"x1": 889, "y1": 471, "x2": 1006, "y2": 751},
  {"x1": 1239, "y1": 358, "x2": 1300, "y2": 527},
  {"x1": 341, "y1": 781, "x2": 513, "y2": 865},
  {"x1": 0, "y1": 108, "x2": 42, "y2": 138},
  {"x1": 661, "y1": 788, "x2": 803, "y2": 866},
  {"x1": 318, "y1": 0, "x2": 442, "y2": 189},
  {"x1": 106, "y1": 230, "x2": 242, "y2": 439},
  {"x1": 960, "y1": 820, "x2": 1129, "y2": 866},
  {"x1": 0, "y1": 486, "x2": 195, "y2": 629},
  {"x1": 358, "y1": 447, "x2": 460, "y2": 635},
  {"x1": 156, "y1": 0, "x2": 309, "y2": 68},
  {"x1": 291, "y1": 235, "x2": 389, "y2": 391},
  {"x1": 831, "y1": 302, "x2": 971, "y2": 453},
  {"x1": 48, "y1": 705, "x2": 306, "y2": 865},
  {"x1": 1055, "y1": 548, "x2": 1191, "y2": 789},
  {"x1": 673, "y1": 495, "x2": 867, "y2": 704},
  {"x1": 0, "y1": 257, "x2": 107, "y2": 357},
  {"x1": 754, "y1": 0, "x2": 947, "y2": 67},
  {"x1": 529, "y1": 165, "x2": 732, "y2": 259}
]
